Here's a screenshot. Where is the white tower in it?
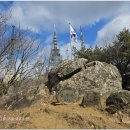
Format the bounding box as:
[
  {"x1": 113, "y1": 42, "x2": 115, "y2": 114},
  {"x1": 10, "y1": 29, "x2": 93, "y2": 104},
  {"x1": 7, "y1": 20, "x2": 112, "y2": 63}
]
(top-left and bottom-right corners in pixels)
[{"x1": 49, "y1": 25, "x2": 62, "y2": 68}]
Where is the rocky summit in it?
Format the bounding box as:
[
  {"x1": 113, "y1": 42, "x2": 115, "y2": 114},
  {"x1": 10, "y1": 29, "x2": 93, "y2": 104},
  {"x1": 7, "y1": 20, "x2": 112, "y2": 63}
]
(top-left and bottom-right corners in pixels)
[
  {"x1": 48, "y1": 58, "x2": 88, "y2": 91},
  {"x1": 1, "y1": 58, "x2": 130, "y2": 129},
  {"x1": 48, "y1": 58, "x2": 121, "y2": 93},
  {"x1": 48, "y1": 58, "x2": 122, "y2": 104},
  {"x1": 0, "y1": 58, "x2": 123, "y2": 108}
]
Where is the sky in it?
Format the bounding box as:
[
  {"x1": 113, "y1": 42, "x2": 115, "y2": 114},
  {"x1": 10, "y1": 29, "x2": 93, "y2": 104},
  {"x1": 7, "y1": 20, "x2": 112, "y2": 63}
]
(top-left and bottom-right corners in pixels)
[{"x1": 0, "y1": 1, "x2": 130, "y2": 59}]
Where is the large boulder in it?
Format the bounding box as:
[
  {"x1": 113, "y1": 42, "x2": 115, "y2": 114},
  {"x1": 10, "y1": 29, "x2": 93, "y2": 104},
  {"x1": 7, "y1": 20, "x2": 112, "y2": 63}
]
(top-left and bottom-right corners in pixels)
[
  {"x1": 58, "y1": 61, "x2": 122, "y2": 93},
  {"x1": 48, "y1": 58, "x2": 122, "y2": 104},
  {"x1": 48, "y1": 58, "x2": 88, "y2": 91}
]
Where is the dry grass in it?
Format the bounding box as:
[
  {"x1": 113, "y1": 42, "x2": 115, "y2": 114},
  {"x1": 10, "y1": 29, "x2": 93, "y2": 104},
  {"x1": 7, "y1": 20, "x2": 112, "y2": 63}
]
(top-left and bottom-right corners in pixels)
[{"x1": 0, "y1": 101, "x2": 129, "y2": 129}]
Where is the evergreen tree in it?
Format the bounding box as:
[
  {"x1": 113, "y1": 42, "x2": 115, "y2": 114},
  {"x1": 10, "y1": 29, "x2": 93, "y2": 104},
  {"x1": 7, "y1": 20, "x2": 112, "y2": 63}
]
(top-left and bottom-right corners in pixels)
[{"x1": 74, "y1": 28, "x2": 130, "y2": 90}]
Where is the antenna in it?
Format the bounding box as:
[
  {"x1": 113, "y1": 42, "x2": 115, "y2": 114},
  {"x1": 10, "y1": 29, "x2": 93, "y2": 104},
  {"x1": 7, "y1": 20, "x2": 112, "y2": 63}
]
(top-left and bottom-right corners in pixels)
[
  {"x1": 69, "y1": 22, "x2": 72, "y2": 60},
  {"x1": 53, "y1": 24, "x2": 57, "y2": 49},
  {"x1": 66, "y1": 45, "x2": 69, "y2": 60},
  {"x1": 80, "y1": 26, "x2": 83, "y2": 35},
  {"x1": 80, "y1": 26, "x2": 84, "y2": 50},
  {"x1": 49, "y1": 24, "x2": 62, "y2": 69},
  {"x1": 54, "y1": 24, "x2": 56, "y2": 32}
]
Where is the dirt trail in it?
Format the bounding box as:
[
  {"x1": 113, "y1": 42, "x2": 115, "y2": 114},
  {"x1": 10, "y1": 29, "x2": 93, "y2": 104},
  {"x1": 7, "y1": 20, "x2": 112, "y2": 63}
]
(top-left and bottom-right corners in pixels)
[{"x1": 0, "y1": 101, "x2": 129, "y2": 129}]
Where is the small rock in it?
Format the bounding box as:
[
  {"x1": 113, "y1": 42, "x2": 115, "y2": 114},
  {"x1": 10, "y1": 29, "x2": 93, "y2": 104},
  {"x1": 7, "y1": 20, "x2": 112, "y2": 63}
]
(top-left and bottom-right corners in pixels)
[
  {"x1": 81, "y1": 91, "x2": 100, "y2": 107},
  {"x1": 43, "y1": 108, "x2": 52, "y2": 114}
]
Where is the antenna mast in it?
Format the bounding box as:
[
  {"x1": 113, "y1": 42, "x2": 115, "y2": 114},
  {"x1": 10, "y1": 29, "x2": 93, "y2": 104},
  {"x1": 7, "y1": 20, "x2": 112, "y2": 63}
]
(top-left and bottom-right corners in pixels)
[{"x1": 49, "y1": 24, "x2": 62, "y2": 69}]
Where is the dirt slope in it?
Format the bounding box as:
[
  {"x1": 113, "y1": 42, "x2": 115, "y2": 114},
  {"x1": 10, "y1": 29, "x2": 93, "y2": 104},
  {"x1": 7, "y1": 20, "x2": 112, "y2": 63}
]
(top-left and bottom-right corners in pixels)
[{"x1": 0, "y1": 100, "x2": 130, "y2": 129}]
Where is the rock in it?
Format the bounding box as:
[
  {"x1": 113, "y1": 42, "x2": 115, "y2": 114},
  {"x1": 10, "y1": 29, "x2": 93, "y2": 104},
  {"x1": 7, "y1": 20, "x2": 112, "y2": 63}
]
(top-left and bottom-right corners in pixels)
[
  {"x1": 111, "y1": 110, "x2": 130, "y2": 124},
  {"x1": 81, "y1": 91, "x2": 100, "y2": 107},
  {"x1": 105, "y1": 105, "x2": 119, "y2": 114},
  {"x1": 106, "y1": 90, "x2": 130, "y2": 114},
  {"x1": 37, "y1": 84, "x2": 54, "y2": 103},
  {"x1": 42, "y1": 107, "x2": 52, "y2": 114},
  {"x1": 56, "y1": 88, "x2": 79, "y2": 104},
  {"x1": 122, "y1": 114, "x2": 130, "y2": 124},
  {"x1": 57, "y1": 60, "x2": 122, "y2": 93},
  {"x1": 48, "y1": 58, "x2": 88, "y2": 91},
  {"x1": 48, "y1": 58, "x2": 122, "y2": 104},
  {"x1": 0, "y1": 83, "x2": 51, "y2": 110},
  {"x1": 100, "y1": 92, "x2": 112, "y2": 110},
  {"x1": 106, "y1": 90, "x2": 130, "y2": 109}
]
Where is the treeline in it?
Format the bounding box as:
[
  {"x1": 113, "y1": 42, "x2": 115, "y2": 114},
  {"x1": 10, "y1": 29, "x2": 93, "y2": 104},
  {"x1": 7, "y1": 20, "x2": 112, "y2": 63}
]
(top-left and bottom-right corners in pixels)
[{"x1": 74, "y1": 28, "x2": 130, "y2": 90}]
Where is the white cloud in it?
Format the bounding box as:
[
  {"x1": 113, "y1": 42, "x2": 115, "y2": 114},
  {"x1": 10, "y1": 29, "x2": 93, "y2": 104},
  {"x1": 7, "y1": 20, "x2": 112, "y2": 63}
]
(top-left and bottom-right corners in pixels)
[
  {"x1": 44, "y1": 34, "x2": 53, "y2": 44},
  {"x1": 2, "y1": 1, "x2": 130, "y2": 50},
  {"x1": 96, "y1": 14, "x2": 130, "y2": 47},
  {"x1": 8, "y1": 1, "x2": 130, "y2": 33}
]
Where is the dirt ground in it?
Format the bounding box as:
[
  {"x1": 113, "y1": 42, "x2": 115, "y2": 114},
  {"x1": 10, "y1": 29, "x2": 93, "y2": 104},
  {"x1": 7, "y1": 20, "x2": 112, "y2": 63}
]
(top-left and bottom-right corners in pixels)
[{"x1": 0, "y1": 100, "x2": 130, "y2": 129}]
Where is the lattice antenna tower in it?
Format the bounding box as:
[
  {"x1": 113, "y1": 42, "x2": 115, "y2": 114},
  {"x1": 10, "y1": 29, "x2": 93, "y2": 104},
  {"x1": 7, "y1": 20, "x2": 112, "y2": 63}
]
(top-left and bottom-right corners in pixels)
[
  {"x1": 80, "y1": 26, "x2": 84, "y2": 49},
  {"x1": 49, "y1": 24, "x2": 62, "y2": 68},
  {"x1": 66, "y1": 45, "x2": 69, "y2": 60}
]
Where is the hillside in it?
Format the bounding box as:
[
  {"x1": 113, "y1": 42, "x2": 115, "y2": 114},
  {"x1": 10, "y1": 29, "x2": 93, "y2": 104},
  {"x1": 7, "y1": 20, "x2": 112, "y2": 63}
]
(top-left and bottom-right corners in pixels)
[
  {"x1": 0, "y1": 101, "x2": 130, "y2": 129},
  {"x1": 0, "y1": 59, "x2": 130, "y2": 129}
]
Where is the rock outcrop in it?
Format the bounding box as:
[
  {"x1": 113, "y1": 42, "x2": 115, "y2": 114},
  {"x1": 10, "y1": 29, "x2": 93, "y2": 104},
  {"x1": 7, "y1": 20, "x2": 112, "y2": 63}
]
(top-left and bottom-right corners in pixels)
[
  {"x1": 58, "y1": 61, "x2": 122, "y2": 93},
  {"x1": 48, "y1": 58, "x2": 122, "y2": 104},
  {"x1": 106, "y1": 90, "x2": 130, "y2": 114},
  {"x1": 0, "y1": 58, "x2": 123, "y2": 109},
  {"x1": 48, "y1": 58, "x2": 88, "y2": 91}
]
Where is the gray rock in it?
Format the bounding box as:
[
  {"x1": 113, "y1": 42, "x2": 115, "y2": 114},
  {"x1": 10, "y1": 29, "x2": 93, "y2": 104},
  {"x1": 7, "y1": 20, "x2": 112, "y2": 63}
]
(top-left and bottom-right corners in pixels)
[
  {"x1": 48, "y1": 58, "x2": 88, "y2": 91},
  {"x1": 57, "y1": 60, "x2": 122, "y2": 93},
  {"x1": 48, "y1": 58, "x2": 122, "y2": 104},
  {"x1": 81, "y1": 91, "x2": 100, "y2": 107},
  {"x1": 106, "y1": 90, "x2": 130, "y2": 112},
  {"x1": 56, "y1": 88, "x2": 79, "y2": 104}
]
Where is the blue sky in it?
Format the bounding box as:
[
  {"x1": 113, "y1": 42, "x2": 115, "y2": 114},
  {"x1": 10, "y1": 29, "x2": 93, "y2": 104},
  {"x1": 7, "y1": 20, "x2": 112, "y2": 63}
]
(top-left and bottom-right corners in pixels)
[
  {"x1": 0, "y1": 1, "x2": 13, "y2": 10},
  {"x1": 0, "y1": 1, "x2": 130, "y2": 59}
]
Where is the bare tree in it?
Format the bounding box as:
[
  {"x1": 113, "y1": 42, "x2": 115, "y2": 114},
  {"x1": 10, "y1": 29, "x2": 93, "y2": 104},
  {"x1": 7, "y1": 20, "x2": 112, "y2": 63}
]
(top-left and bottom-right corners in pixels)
[
  {"x1": 0, "y1": 13, "x2": 42, "y2": 87},
  {"x1": 7, "y1": 28, "x2": 40, "y2": 86},
  {"x1": 0, "y1": 13, "x2": 11, "y2": 64}
]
